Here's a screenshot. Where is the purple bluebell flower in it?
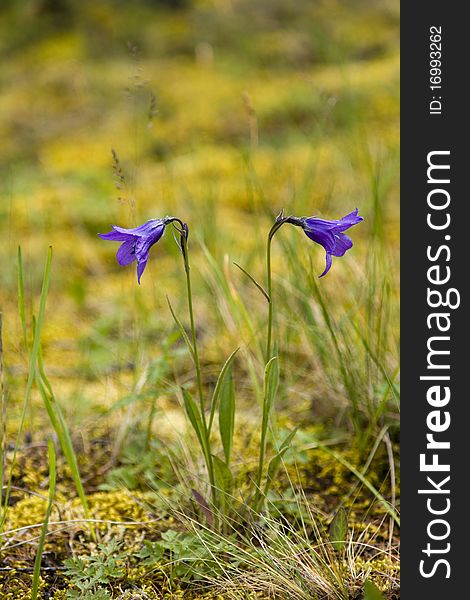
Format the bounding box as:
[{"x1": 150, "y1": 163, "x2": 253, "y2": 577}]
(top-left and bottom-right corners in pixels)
[
  {"x1": 99, "y1": 218, "x2": 173, "y2": 283},
  {"x1": 286, "y1": 208, "x2": 363, "y2": 276}
]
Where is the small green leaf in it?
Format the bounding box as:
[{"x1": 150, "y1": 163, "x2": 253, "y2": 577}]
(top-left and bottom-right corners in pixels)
[
  {"x1": 218, "y1": 365, "x2": 235, "y2": 464},
  {"x1": 208, "y1": 347, "x2": 239, "y2": 434},
  {"x1": 212, "y1": 455, "x2": 233, "y2": 515},
  {"x1": 363, "y1": 580, "x2": 385, "y2": 600},
  {"x1": 329, "y1": 507, "x2": 348, "y2": 551},
  {"x1": 182, "y1": 389, "x2": 208, "y2": 457},
  {"x1": 233, "y1": 262, "x2": 270, "y2": 302},
  {"x1": 267, "y1": 429, "x2": 297, "y2": 475},
  {"x1": 254, "y1": 356, "x2": 281, "y2": 512},
  {"x1": 212, "y1": 455, "x2": 234, "y2": 494},
  {"x1": 137, "y1": 540, "x2": 165, "y2": 565},
  {"x1": 278, "y1": 427, "x2": 297, "y2": 454},
  {"x1": 264, "y1": 355, "x2": 279, "y2": 417}
]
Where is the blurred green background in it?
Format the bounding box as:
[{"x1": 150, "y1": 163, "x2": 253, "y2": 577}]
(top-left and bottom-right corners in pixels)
[{"x1": 0, "y1": 0, "x2": 399, "y2": 442}]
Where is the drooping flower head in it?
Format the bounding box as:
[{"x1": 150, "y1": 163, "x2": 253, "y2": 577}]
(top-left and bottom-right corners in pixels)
[
  {"x1": 284, "y1": 208, "x2": 363, "y2": 276},
  {"x1": 99, "y1": 217, "x2": 186, "y2": 283}
]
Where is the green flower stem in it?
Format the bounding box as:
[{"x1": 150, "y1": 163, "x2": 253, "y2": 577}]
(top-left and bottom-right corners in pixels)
[
  {"x1": 180, "y1": 234, "x2": 218, "y2": 515},
  {"x1": 266, "y1": 233, "x2": 273, "y2": 363},
  {"x1": 183, "y1": 247, "x2": 205, "y2": 417},
  {"x1": 265, "y1": 220, "x2": 285, "y2": 362},
  {"x1": 254, "y1": 377, "x2": 270, "y2": 510},
  {"x1": 255, "y1": 217, "x2": 286, "y2": 511}
]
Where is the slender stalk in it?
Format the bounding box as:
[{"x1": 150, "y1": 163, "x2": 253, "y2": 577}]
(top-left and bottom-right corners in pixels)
[
  {"x1": 254, "y1": 356, "x2": 278, "y2": 512},
  {"x1": 183, "y1": 248, "x2": 205, "y2": 419},
  {"x1": 259, "y1": 222, "x2": 281, "y2": 509},
  {"x1": 254, "y1": 385, "x2": 270, "y2": 510},
  {"x1": 257, "y1": 215, "x2": 291, "y2": 510},
  {"x1": 257, "y1": 215, "x2": 287, "y2": 510},
  {"x1": 31, "y1": 439, "x2": 56, "y2": 600},
  {"x1": 265, "y1": 219, "x2": 285, "y2": 362},
  {"x1": 179, "y1": 232, "x2": 218, "y2": 516},
  {"x1": 266, "y1": 232, "x2": 273, "y2": 363}
]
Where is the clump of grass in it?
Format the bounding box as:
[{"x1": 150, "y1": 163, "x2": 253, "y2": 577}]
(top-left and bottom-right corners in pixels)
[
  {"x1": 31, "y1": 439, "x2": 56, "y2": 600},
  {"x1": 1, "y1": 248, "x2": 94, "y2": 541},
  {"x1": 146, "y1": 484, "x2": 396, "y2": 600},
  {"x1": 0, "y1": 248, "x2": 52, "y2": 530}
]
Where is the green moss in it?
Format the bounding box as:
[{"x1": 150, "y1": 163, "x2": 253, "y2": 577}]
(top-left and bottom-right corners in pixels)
[{"x1": 0, "y1": 572, "x2": 45, "y2": 599}]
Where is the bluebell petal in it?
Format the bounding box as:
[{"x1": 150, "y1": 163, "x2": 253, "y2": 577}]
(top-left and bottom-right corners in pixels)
[
  {"x1": 135, "y1": 225, "x2": 165, "y2": 262},
  {"x1": 98, "y1": 230, "x2": 133, "y2": 242},
  {"x1": 137, "y1": 258, "x2": 148, "y2": 284},
  {"x1": 331, "y1": 233, "x2": 353, "y2": 257},
  {"x1": 304, "y1": 227, "x2": 336, "y2": 253},
  {"x1": 319, "y1": 253, "x2": 333, "y2": 277},
  {"x1": 116, "y1": 240, "x2": 136, "y2": 266},
  {"x1": 303, "y1": 217, "x2": 339, "y2": 231},
  {"x1": 112, "y1": 219, "x2": 164, "y2": 237},
  {"x1": 304, "y1": 208, "x2": 363, "y2": 233},
  {"x1": 336, "y1": 208, "x2": 363, "y2": 232}
]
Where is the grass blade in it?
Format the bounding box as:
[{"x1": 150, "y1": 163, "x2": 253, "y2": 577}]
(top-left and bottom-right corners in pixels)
[
  {"x1": 254, "y1": 356, "x2": 280, "y2": 510},
  {"x1": 218, "y1": 363, "x2": 236, "y2": 465},
  {"x1": 329, "y1": 507, "x2": 348, "y2": 552},
  {"x1": 201, "y1": 244, "x2": 265, "y2": 379},
  {"x1": 17, "y1": 246, "x2": 28, "y2": 349},
  {"x1": 166, "y1": 296, "x2": 196, "y2": 363},
  {"x1": 353, "y1": 321, "x2": 400, "y2": 408},
  {"x1": 233, "y1": 261, "x2": 270, "y2": 302},
  {"x1": 263, "y1": 428, "x2": 297, "y2": 497},
  {"x1": 182, "y1": 388, "x2": 218, "y2": 522},
  {"x1": 212, "y1": 454, "x2": 234, "y2": 516},
  {"x1": 1, "y1": 247, "x2": 52, "y2": 529},
  {"x1": 35, "y1": 369, "x2": 95, "y2": 539},
  {"x1": 31, "y1": 439, "x2": 56, "y2": 600},
  {"x1": 363, "y1": 580, "x2": 385, "y2": 600},
  {"x1": 321, "y1": 446, "x2": 400, "y2": 526},
  {"x1": 183, "y1": 388, "x2": 209, "y2": 458},
  {"x1": 264, "y1": 355, "x2": 279, "y2": 417},
  {"x1": 208, "y1": 347, "x2": 239, "y2": 434}
]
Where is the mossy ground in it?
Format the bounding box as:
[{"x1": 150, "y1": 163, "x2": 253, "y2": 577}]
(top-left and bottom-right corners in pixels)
[{"x1": 1, "y1": 424, "x2": 399, "y2": 598}]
